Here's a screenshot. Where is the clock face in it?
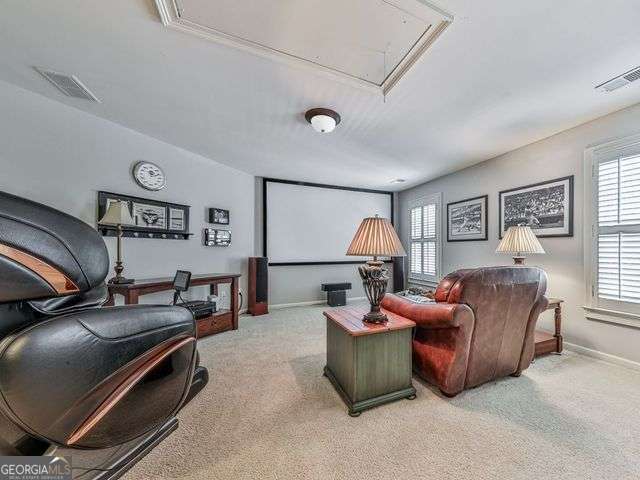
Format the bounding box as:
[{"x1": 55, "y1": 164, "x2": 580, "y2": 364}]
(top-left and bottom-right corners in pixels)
[{"x1": 133, "y1": 161, "x2": 166, "y2": 191}]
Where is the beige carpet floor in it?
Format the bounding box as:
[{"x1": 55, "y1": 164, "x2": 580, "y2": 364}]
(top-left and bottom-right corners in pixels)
[{"x1": 126, "y1": 304, "x2": 640, "y2": 480}]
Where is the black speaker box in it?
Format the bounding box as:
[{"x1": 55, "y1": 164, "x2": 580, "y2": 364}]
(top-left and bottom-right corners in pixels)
[
  {"x1": 327, "y1": 290, "x2": 347, "y2": 307},
  {"x1": 321, "y1": 282, "x2": 352, "y2": 292},
  {"x1": 248, "y1": 257, "x2": 268, "y2": 315},
  {"x1": 392, "y1": 257, "x2": 406, "y2": 292}
]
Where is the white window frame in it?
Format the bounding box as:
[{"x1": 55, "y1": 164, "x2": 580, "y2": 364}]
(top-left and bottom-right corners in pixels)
[
  {"x1": 584, "y1": 131, "x2": 640, "y2": 327},
  {"x1": 408, "y1": 192, "x2": 442, "y2": 287}
]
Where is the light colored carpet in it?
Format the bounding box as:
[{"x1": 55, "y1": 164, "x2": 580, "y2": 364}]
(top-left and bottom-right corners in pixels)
[{"x1": 126, "y1": 304, "x2": 640, "y2": 480}]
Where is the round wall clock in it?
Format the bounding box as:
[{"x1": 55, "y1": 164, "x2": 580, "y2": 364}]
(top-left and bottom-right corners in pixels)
[{"x1": 132, "y1": 161, "x2": 166, "y2": 191}]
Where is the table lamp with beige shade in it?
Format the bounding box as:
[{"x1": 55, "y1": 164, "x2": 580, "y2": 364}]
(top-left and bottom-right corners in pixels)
[
  {"x1": 99, "y1": 200, "x2": 135, "y2": 284},
  {"x1": 346, "y1": 215, "x2": 406, "y2": 323},
  {"x1": 496, "y1": 225, "x2": 545, "y2": 265}
]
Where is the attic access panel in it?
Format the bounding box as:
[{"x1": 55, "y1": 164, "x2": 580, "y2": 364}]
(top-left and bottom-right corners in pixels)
[{"x1": 155, "y1": 0, "x2": 452, "y2": 94}]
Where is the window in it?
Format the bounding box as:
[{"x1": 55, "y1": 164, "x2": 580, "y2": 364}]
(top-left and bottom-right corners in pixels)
[
  {"x1": 596, "y1": 154, "x2": 640, "y2": 305},
  {"x1": 408, "y1": 194, "x2": 441, "y2": 284},
  {"x1": 587, "y1": 133, "x2": 640, "y2": 318}
]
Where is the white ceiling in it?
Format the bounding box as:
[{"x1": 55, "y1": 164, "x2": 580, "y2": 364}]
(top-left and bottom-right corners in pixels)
[
  {"x1": 1, "y1": 0, "x2": 640, "y2": 191},
  {"x1": 166, "y1": 0, "x2": 451, "y2": 89}
]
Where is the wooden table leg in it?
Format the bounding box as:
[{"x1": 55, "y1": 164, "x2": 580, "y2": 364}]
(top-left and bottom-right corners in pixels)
[
  {"x1": 231, "y1": 277, "x2": 239, "y2": 330},
  {"x1": 554, "y1": 304, "x2": 563, "y2": 354},
  {"x1": 125, "y1": 291, "x2": 139, "y2": 305},
  {"x1": 104, "y1": 292, "x2": 115, "y2": 307}
]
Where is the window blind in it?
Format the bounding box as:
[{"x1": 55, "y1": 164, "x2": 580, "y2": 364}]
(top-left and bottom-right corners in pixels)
[
  {"x1": 409, "y1": 200, "x2": 439, "y2": 281},
  {"x1": 597, "y1": 154, "x2": 640, "y2": 304},
  {"x1": 411, "y1": 207, "x2": 422, "y2": 239}
]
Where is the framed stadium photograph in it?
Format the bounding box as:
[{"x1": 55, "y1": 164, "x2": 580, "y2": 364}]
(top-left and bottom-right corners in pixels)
[
  {"x1": 447, "y1": 195, "x2": 488, "y2": 242},
  {"x1": 499, "y1": 175, "x2": 574, "y2": 238}
]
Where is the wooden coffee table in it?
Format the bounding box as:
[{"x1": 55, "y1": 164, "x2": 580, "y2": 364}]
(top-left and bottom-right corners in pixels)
[{"x1": 323, "y1": 305, "x2": 416, "y2": 417}]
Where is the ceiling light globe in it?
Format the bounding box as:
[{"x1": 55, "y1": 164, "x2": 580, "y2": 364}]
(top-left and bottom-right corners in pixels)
[{"x1": 310, "y1": 114, "x2": 336, "y2": 133}]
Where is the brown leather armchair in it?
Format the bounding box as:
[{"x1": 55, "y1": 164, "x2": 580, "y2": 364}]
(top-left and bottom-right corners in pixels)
[{"x1": 381, "y1": 266, "x2": 548, "y2": 397}]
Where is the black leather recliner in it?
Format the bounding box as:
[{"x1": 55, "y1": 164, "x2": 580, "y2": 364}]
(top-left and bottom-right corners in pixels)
[{"x1": 0, "y1": 191, "x2": 208, "y2": 476}]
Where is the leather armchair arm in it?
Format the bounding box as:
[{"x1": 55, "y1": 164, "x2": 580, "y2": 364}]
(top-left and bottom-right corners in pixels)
[
  {"x1": 518, "y1": 294, "x2": 550, "y2": 372},
  {"x1": 381, "y1": 294, "x2": 474, "y2": 329}
]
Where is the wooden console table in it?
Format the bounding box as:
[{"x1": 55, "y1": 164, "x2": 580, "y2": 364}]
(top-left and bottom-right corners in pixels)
[
  {"x1": 534, "y1": 297, "x2": 563, "y2": 357},
  {"x1": 105, "y1": 273, "x2": 241, "y2": 338}
]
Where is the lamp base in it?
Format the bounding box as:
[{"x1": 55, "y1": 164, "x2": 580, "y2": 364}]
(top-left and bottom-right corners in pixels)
[
  {"x1": 363, "y1": 309, "x2": 388, "y2": 324},
  {"x1": 108, "y1": 276, "x2": 135, "y2": 285},
  {"x1": 358, "y1": 260, "x2": 389, "y2": 324},
  {"x1": 108, "y1": 260, "x2": 134, "y2": 284},
  {"x1": 513, "y1": 256, "x2": 526, "y2": 265}
]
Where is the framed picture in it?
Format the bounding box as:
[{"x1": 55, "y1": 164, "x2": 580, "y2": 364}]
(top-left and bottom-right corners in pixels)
[
  {"x1": 204, "y1": 228, "x2": 231, "y2": 246},
  {"x1": 169, "y1": 207, "x2": 186, "y2": 231},
  {"x1": 97, "y1": 191, "x2": 191, "y2": 240},
  {"x1": 447, "y1": 195, "x2": 488, "y2": 242},
  {"x1": 209, "y1": 208, "x2": 230, "y2": 225},
  {"x1": 133, "y1": 202, "x2": 166, "y2": 229},
  {"x1": 499, "y1": 175, "x2": 574, "y2": 238}
]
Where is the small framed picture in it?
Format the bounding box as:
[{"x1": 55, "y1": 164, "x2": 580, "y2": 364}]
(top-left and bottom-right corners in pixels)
[
  {"x1": 209, "y1": 208, "x2": 230, "y2": 225},
  {"x1": 447, "y1": 195, "x2": 488, "y2": 242},
  {"x1": 169, "y1": 207, "x2": 186, "y2": 231},
  {"x1": 204, "y1": 228, "x2": 231, "y2": 246},
  {"x1": 499, "y1": 175, "x2": 574, "y2": 238},
  {"x1": 132, "y1": 202, "x2": 167, "y2": 230}
]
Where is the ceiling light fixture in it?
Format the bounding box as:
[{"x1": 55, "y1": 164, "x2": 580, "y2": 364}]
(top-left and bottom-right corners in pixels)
[{"x1": 305, "y1": 108, "x2": 341, "y2": 133}]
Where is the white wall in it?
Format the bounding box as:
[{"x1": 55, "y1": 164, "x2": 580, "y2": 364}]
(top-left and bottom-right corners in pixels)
[
  {"x1": 0, "y1": 80, "x2": 254, "y2": 305},
  {"x1": 399, "y1": 102, "x2": 640, "y2": 364},
  {"x1": 0, "y1": 79, "x2": 399, "y2": 309}
]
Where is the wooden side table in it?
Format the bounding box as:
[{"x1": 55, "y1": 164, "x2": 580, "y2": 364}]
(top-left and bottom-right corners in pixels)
[
  {"x1": 534, "y1": 297, "x2": 563, "y2": 357},
  {"x1": 323, "y1": 306, "x2": 416, "y2": 417}
]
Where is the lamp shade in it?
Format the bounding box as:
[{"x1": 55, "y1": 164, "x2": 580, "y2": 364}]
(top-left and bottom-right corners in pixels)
[
  {"x1": 99, "y1": 200, "x2": 134, "y2": 226},
  {"x1": 346, "y1": 216, "x2": 406, "y2": 257},
  {"x1": 496, "y1": 225, "x2": 545, "y2": 255}
]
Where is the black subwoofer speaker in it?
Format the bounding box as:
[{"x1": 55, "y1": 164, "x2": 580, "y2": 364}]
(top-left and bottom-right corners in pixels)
[
  {"x1": 392, "y1": 257, "x2": 406, "y2": 292},
  {"x1": 248, "y1": 257, "x2": 268, "y2": 315},
  {"x1": 327, "y1": 290, "x2": 347, "y2": 307}
]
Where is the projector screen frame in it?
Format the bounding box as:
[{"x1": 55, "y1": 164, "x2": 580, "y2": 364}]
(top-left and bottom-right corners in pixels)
[{"x1": 263, "y1": 178, "x2": 394, "y2": 266}]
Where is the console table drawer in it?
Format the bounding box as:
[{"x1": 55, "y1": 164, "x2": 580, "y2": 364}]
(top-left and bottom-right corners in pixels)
[{"x1": 196, "y1": 310, "x2": 233, "y2": 338}]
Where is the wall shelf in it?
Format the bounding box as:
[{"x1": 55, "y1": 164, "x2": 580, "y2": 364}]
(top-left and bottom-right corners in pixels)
[{"x1": 99, "y1": 227, "x2": 193, "y2": 240}]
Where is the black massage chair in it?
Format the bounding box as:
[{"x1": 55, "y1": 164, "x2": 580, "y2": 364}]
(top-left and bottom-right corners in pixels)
[{"x1": 0, "y1": 191, "x2": 208, "y2": 478}]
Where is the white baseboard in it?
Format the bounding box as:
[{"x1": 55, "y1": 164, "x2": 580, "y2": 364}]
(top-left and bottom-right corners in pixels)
[
  {"x1": 269, "y1": 296, "x2": 366, "y2": 310},
  {"x1": 565, "y1": 341, "x2": 640, "y2": 372},
  {"x1": 269, "y1": 299, "x2": 324, "y2": 310}
]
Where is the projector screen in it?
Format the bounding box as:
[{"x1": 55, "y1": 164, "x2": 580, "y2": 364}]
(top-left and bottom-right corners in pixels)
[{"x1": 264, "y1": 179, "x2": 393, "y2": 264}]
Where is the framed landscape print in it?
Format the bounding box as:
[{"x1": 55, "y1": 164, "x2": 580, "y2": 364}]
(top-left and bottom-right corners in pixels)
[
  {"x1": 498, "y1": 175, "x2": 573, "y2": 238},
  {"x1": 447, "y1": 195, "x2": 488, "y2": 242}
]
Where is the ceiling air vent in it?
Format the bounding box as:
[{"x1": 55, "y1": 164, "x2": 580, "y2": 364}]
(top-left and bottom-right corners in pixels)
[
  {"x1": 596, "y1": 66, "x2": 640, "y2": 93},
  {"x1": 34, "y1": 68, "x2": 101, "y2": 102}
]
